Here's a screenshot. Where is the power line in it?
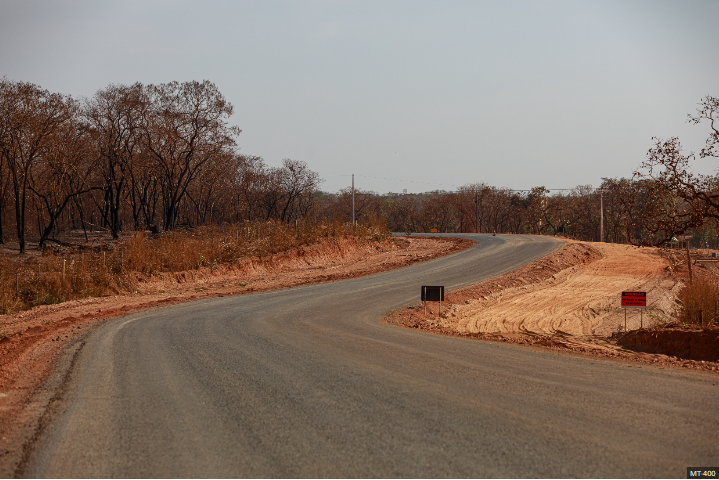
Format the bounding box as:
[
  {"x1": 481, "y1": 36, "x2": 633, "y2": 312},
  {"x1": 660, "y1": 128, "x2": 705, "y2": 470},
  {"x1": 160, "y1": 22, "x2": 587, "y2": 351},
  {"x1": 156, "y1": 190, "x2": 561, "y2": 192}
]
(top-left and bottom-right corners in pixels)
[
  {"x1": 509, "y1": 189, "x2": 573, "y2": 192},
  {"x1": 337, "y1": 174, "x2": 603, "y2": 194},
  {"x1": 337, "y1": 174, "x2": 456, "y2": 188}
]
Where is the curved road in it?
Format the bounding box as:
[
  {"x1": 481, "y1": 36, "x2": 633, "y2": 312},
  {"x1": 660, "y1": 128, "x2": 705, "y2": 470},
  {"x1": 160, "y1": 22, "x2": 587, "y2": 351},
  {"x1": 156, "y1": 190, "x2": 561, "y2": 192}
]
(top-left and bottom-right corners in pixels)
[{"x1": 25, "y1": 234, "x2": 718, "y2": 477}]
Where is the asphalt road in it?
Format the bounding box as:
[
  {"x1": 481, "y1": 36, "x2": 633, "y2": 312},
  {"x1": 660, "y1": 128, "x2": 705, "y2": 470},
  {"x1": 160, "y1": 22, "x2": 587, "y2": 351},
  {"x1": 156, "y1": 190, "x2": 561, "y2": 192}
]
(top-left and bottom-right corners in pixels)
[{"x1": 24, "y1": 234, "x2": 719, "y2": 478}]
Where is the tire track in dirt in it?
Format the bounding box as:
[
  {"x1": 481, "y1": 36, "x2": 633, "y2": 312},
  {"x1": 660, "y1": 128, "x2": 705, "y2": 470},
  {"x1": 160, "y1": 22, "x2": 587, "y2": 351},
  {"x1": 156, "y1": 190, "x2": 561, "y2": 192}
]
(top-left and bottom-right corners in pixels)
[{"x1": 454, "y1": 242, "x2": 679, "y2": 337}]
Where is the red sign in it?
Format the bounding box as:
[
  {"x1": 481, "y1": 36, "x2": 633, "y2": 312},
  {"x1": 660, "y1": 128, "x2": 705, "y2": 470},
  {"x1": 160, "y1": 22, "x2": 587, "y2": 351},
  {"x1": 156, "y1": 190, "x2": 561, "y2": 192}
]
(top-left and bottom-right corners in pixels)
[{"x1": 621, "y1": 291, "x2": 646, "y2": 308}]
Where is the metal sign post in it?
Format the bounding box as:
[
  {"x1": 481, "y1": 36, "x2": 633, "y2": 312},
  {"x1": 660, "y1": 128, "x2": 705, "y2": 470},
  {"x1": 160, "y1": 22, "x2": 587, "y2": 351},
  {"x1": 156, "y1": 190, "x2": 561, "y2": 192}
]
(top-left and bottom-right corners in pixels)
[
  {"x1": 621, "y1": 291, "x2": 647, "y2": 331},
  {"x1": 421, "y1": 286, "x2": 445, "y2": 317}
]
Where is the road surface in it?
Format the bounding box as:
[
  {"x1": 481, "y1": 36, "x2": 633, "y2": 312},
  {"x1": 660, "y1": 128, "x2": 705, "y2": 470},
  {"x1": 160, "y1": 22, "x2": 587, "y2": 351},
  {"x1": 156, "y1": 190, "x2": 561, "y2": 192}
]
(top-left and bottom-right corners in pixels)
[{"x1": 23, "y1": 234, "x2": 719, "y2": 477}]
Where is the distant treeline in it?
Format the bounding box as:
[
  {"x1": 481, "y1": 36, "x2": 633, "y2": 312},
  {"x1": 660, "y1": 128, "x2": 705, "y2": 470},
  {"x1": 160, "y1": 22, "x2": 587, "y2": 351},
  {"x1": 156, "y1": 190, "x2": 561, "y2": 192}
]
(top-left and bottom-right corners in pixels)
[
  {"x1": 1, "y1": 78, "x2": 717, "y2": 251},
  {"x1": 330, "y1": 181, "x2": 718, "y2": 248}
]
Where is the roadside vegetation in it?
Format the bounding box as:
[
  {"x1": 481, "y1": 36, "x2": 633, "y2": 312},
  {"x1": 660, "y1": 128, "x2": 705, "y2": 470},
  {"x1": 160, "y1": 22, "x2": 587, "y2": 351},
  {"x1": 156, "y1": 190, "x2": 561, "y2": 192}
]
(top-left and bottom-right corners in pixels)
[
  {"x1": 0, "y1": 218, "x2": 388, "y2": 315},
  {"x1": 677, "y1": 273, "x2": 719, "y2": 326}
]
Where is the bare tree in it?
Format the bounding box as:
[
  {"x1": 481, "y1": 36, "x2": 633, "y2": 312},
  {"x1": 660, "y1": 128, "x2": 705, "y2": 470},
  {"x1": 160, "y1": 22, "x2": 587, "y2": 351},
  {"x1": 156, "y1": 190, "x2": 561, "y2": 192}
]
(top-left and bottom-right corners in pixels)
[
  {"x1": 381, "y1": 194, "x2": 418, "y2": 233},
  {"x1": 327, "y1": 187, "x2": 380, "y2": 224},
  {"x1": 83, "y1": 83, "x2": 146, "y2": 238},
  {"x1": 275, "y1": 159, "x2": 322, "y2": 222},
  {"x1": 231, "y1": 155, "x2": 270, "y2": 222},
  {"x1": 0, "y1": 159, "x2": 10, "y2": 244},
  {"x1": 185, "y1": 149, "x2": 239, "y2": 225},
  {"x1": 0, "y1": 86, "x2": 11, "y2": 244},
  {"x1": 633, "y1": 138, "x2": 709, "y2": 244},
  {"x1": 630, "y1": 96, "x2": 719, "y2": 245},
  {"x1": 689, "y1": 95, "x2": 719, "y2": 160},
  {"x1": 0, "y1": 78, "x2": 72, "y2": 253},
  {"x1": 141, "y1": 81, "x2": 241, "y2": 231},
  {"x1": 28, "y1": 103, "x2": 100, "y2": 248}
]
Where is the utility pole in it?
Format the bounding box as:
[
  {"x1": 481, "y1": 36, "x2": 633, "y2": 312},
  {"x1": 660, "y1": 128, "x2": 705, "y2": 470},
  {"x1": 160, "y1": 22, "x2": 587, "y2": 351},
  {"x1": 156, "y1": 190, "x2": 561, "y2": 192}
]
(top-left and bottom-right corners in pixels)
[
  {"x1": 600, "y1": 189, "x2": 604, "y2": 242},
  {"x1": 352, "y1": 174, "x2": 355, "y2": 226}
]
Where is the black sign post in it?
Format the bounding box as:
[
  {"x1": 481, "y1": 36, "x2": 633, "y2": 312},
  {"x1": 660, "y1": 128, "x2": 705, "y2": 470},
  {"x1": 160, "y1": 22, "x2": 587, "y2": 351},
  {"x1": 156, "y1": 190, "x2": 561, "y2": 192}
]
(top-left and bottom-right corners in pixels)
[{"x1": 421, "y1": 286, "x2": 445, "y2": 316}]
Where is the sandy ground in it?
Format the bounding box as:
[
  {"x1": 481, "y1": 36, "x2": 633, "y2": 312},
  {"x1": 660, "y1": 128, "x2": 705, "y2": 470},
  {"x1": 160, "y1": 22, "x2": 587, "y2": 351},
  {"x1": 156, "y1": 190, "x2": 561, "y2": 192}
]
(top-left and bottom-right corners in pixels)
[
  {"x1": 388, "y1": 239, "x2": 719, "y2": 373},
  {"x1": 454, "y1": 242, "x2": 680, "y2": 337}
]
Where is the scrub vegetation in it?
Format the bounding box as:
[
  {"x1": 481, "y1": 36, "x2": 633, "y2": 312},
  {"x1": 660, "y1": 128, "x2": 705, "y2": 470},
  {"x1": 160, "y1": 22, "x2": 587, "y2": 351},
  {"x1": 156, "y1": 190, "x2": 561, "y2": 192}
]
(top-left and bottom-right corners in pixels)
[
  {"x1": 678, "y1": 273, "x2": 719, "y2": 325},
  {"x1": 0, "y1": 218, "x2": 388, "y2": 314}
]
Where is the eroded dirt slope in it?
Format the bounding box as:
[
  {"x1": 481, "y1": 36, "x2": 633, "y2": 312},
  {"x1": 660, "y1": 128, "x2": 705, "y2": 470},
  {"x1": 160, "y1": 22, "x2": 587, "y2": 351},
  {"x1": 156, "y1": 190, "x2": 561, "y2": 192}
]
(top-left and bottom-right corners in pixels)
[
  {"x1": 388, "y1": 239, "x2": 718, "y2": 373},
  {"x1": 454, "y1": 242, "x2": 680, "y2": 337}
]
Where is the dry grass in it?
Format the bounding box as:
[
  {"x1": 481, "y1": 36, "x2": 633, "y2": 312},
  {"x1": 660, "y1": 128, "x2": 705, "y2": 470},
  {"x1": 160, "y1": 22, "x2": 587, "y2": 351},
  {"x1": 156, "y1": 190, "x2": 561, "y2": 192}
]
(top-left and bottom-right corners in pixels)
[
  {"x1": 677, "y1": 273, "x2": 719, "y2": 326},
  {"x1": 0, "y1": 218, "x2": 389, "y2": 315}
]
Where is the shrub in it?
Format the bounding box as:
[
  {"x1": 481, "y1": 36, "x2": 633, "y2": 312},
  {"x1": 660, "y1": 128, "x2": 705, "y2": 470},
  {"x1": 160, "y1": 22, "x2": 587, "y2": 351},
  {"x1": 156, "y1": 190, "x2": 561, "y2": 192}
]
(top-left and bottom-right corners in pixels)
[{"x1": 678, "y1": 274, "x2": 719, "y2": 325}]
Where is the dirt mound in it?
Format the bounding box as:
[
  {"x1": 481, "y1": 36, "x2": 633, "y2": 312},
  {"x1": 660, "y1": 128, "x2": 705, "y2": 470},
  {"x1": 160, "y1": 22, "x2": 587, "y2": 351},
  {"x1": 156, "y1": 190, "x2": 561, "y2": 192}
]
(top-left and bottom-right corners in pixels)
[
  {"x1": 618, "y1": 325, "x2": 719, "y2": 361},
  {"x1": 453, "y1": 242, "x2": 679, "y2": 337}
]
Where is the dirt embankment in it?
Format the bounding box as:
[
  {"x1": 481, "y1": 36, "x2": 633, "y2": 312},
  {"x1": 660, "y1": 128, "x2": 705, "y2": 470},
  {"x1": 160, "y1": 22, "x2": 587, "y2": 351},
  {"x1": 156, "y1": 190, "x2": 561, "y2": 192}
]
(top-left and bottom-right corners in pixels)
[
  {"x1": 0, "y1": 235, "x2": 472, "y2": 476},
  {"x1": 387, "y1": 239, "x2": 719, "y2": 372},
  {"x1": 619, "y1": 326, "x2": 719, "y2": 361},
  {"x1": 1, "y1": 236, "x2": 473, "y2": 380}
]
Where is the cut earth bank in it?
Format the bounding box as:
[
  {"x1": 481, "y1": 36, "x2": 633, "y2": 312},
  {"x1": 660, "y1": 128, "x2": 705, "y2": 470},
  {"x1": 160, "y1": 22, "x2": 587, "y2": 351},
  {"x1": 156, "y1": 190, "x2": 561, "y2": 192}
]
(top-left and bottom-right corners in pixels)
[{"x1": 386, "y1": 239, "x2": 719, "y2": 373}]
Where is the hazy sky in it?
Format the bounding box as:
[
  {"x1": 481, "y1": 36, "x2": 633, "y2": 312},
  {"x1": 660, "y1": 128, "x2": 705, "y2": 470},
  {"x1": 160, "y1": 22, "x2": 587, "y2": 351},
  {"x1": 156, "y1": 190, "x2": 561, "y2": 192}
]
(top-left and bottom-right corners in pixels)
[{"x1": 1, "y1": 0, "x2": 717, "y2": 194}]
